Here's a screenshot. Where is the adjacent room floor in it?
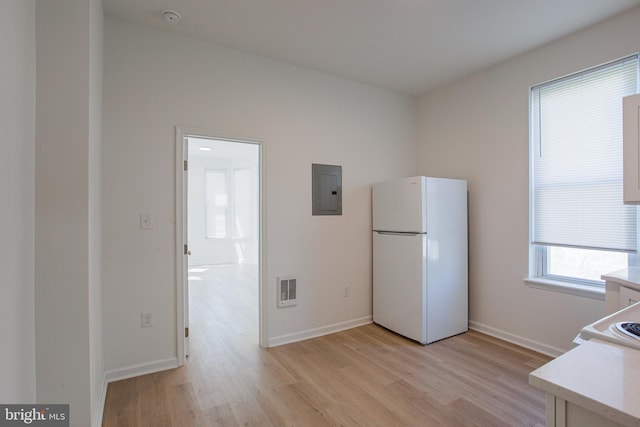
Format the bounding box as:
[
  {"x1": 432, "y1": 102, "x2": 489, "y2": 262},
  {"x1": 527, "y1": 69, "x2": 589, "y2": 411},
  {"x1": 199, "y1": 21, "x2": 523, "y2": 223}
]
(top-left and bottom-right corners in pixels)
[{"x1": 102, "y1": 264, "x2": 550, "y2": 426}]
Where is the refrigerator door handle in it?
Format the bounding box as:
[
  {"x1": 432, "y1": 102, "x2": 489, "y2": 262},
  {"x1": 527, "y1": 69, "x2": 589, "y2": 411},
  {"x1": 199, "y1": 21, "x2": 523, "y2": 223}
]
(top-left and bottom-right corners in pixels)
[{"x1": 374, "y1": 231, "x2": 424, "y2": 236}]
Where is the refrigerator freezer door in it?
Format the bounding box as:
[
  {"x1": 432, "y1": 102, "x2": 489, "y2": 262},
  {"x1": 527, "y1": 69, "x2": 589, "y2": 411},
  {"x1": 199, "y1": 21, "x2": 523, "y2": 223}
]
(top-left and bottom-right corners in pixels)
[
  {"x1": 373, "y1": 231, "x2": 427, "y2": 344},
  {"x1": 372, "y1": 176, "x2": 427, "y2": 233}
]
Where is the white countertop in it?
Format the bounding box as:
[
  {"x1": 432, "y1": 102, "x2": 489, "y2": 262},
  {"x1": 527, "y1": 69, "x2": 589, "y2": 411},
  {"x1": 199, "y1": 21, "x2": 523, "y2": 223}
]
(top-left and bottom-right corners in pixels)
[
  {"x1": 529, "y1": 339, "x2": 640, "y2": 427},
  {"x1": 602, "y1": 267, "x2": 640, "y2": 291}
]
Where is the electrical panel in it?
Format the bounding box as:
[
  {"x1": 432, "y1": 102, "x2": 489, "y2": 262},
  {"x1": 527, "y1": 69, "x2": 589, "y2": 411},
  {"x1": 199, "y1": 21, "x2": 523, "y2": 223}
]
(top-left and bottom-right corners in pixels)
[{"x1": 312, "y1": 163, "x2": 342, "y2": 215}]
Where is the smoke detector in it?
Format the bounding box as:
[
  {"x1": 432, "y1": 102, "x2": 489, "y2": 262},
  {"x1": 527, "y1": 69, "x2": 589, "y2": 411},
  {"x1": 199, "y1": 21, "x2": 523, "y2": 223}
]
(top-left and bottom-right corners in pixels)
[{"x1": 162, "y1": 10, "x2": 181, "y2": 23}]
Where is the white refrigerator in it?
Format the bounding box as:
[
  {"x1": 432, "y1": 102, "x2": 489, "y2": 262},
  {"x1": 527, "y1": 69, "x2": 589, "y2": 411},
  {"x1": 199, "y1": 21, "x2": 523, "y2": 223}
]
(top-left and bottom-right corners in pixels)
[{"x1": 372, "y1": 176, "x2": 468, "y2": 345}]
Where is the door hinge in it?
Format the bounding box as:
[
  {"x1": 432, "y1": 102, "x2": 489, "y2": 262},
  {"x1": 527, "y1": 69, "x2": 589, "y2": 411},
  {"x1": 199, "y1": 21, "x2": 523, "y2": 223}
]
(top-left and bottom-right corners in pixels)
[
  {"x1": 184, "y1": 160, "x2": 188, "y2": 171},
  {"x1": 184, "y1": 244, "x2": 189, "y2": 255},
  {"x1": 185, "y1": 327, "x2": 189, "y2": 338}
]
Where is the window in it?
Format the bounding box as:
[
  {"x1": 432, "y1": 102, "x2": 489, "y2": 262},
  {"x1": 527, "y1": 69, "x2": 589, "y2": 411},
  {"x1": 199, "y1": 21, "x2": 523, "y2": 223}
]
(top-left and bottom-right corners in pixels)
[
  {"x1": 205, "y1": 167, "x2": 256, "y2": 240},
  {"x1": 205, "y1": 169, "x2": 228, "y2": 239},
  {"x1": 232, "y1": 168, "x2": 254, "y2": 239},
  {"x1": 530, "y1": 55, "x2": 639, "y2": 286}
]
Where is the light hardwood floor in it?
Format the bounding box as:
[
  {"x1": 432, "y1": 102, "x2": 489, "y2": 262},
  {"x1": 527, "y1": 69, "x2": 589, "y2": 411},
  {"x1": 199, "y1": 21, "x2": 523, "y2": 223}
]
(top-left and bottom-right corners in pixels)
[{"x1": 102, "y1": 264, "x2": 551, "y2": 426}]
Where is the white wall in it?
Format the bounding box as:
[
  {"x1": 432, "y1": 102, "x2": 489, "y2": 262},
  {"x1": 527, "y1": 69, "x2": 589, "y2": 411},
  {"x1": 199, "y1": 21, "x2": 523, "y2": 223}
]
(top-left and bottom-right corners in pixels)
[
  {"x1": 416, "y1": 6, "x2": 640, "y2": 355},
  {"x1": 88, "y1": 0, "x2": 104, "y2": 422},
  {"x1": 35, "y1": 0, "x2": 103, "y2": 425},
  {"x1": 102, "y1": 17, "x2": 416, "y2": 371},
  {"x1": 0, "y1": 0, "x2": 36, "y2": 403}
]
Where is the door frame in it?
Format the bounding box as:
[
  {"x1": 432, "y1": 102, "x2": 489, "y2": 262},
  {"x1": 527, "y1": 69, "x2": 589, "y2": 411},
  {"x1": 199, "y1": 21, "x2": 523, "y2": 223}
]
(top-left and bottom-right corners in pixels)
[{"x1": 175, "y1": 126, "x2": 267, "y2": 365}]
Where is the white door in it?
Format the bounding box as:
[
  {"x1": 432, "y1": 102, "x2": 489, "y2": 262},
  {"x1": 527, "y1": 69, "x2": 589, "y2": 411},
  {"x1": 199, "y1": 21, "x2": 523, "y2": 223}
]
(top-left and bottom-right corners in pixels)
[
  {"x1": 373, "y1": 231, "x2": 427, "y2": 344},
  {"x1": 372, "y1": 176, "x2": 427, "y2": 233}
]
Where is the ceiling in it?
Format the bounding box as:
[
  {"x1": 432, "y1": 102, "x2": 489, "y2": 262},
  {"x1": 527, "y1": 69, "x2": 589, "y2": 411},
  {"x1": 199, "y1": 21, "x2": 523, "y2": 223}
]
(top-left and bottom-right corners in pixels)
[{"x1": 102, "y1": 0, "x2": 640, "y2": 95}]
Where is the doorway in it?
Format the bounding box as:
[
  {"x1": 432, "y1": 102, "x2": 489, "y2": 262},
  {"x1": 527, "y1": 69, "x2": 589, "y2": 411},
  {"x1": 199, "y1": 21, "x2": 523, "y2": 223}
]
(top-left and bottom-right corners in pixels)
[{"x1": 176, "y1": 128, "x2": 264, "y2": 364}]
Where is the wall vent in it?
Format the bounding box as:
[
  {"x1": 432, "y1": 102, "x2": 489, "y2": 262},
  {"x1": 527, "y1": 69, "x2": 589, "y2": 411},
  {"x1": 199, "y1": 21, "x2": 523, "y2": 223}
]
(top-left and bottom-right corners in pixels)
[{"x1": 277, "y1": 275, "x2": 297, "y2": 307}]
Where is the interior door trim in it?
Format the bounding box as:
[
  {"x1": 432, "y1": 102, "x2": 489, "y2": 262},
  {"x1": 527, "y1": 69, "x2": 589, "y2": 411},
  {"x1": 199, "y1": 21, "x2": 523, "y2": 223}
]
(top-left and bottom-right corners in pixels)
[{"x1": 175, "y1": 126, "x2": 267, "y2": 365}]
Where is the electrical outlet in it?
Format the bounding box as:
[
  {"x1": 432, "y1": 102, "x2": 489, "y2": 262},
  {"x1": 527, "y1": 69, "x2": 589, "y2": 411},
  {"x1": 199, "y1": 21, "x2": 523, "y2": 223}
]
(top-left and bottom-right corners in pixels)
[
  {"x1": 140, "y1": 213, "x2": 152, "y2": 229},
  {"x1": 141, "y1": 312, "x2": 153, "y2": 328},
  {"x1": 343, "y1": 286, "x2": 351, "y2": 297}
]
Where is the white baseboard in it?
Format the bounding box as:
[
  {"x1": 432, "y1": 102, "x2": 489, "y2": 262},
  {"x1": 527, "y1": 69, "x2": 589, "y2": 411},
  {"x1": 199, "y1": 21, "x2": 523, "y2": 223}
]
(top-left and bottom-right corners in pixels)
[
  {"x1": 104, "y1": 357, "x2": 179, "y2": 384},
  {"x1": 469, "y1": 321, "x2": 566, "y2": 358},
  {"x1": 269, "y1": 316, "x2": 372, "y2": 347}
]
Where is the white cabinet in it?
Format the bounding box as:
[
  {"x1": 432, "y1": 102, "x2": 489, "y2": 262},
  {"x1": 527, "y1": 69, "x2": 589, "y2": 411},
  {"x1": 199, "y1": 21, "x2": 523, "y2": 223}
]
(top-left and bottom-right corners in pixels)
[
  {"x1": 620, "y1": 286, "x2": 640, "y2": 308},
  {"x1": 545, "y1": 395, "x2": 626, "y2": 427},
  {"x1": 602, "y1": 267, "x2": 640, "y2": 314},
  {"x1": 623, "y1": 94, "x2": 640, "y2": 203}
]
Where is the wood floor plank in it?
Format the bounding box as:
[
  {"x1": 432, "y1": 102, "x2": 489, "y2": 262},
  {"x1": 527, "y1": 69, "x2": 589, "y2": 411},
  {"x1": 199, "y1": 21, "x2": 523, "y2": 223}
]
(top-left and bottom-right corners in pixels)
[
  {"x1": 168, "y1": 383, "x2": 202, "y2": 427},
  {"x1": 202, "y1": 404, "x2": 238, "y2": 427},
  {"x1": 339, "y1": 366, "x2": 440, "y2": 426},
  {"x1": 448, "y1": 397, "x2": 513, "y2": 427},
  {"x1": 135, "y1": 373, "x2": 173, "y2": 426},
  {"x1": 227, "y1": 398, "x2": 274, "y2": 427},
  {"x1": 102, "y1": 264, "x2": 551, "y2": 426},
  {"x1": 101, "y1": 378, "x2": 139, "y2": 427},
  {"x1": 384, "y1": 379, "x2": 462, "y2": 426}
]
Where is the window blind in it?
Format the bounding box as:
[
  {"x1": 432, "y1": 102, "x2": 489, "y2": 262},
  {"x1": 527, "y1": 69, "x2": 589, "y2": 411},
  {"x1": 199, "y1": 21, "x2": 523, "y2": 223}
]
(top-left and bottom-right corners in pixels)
[{"x1": 531, "y1": 54, "x2": 639, "y2": 253}]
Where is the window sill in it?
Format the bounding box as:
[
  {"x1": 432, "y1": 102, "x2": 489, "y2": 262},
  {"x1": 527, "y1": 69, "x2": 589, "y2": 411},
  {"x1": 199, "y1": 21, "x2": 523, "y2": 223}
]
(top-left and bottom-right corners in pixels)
[{"x1": 524, "y1": 277, "x2": 605, "y2": 301}]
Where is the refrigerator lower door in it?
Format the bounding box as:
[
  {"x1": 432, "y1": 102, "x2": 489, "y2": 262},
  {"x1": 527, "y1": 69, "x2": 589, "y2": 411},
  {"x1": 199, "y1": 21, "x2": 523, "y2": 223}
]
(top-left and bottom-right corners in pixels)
[{"x1": 373, "y1": 231, "x2": 427, "y2": 344}]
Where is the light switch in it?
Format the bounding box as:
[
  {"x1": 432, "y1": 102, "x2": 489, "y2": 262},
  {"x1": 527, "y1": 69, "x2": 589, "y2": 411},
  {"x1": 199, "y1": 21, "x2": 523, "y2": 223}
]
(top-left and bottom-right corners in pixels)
[{"x1": 141, "y1": 312, "x2": 153, "y2": 328}]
